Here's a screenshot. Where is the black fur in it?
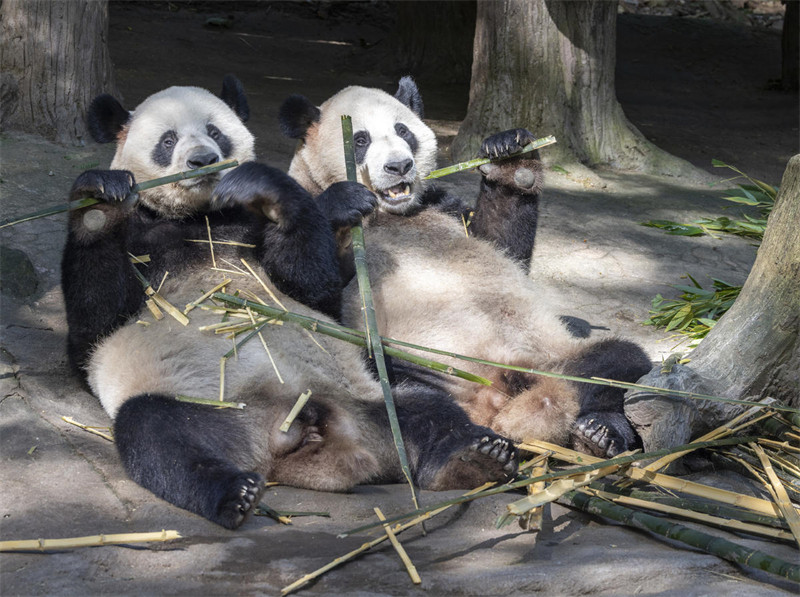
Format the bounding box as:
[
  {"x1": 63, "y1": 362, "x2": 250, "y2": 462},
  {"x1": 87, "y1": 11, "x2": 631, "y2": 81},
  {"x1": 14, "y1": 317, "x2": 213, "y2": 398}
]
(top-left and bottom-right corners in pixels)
[
  {"x1": 395, "y1": 122, "x2": 418, "y2": 153},
  {"x1": 87, "y1": 94, "x2": 130, "y2": 144},
  {"x1": 563, "y1": 338, "x2": 653, "y2": 456},
  {"x1": 114, "y1": 394, "x2": 264, "y2": 529},
  {"x1": 394, "y1": 76, "x2": 424, "y2": 118},
  {"x1": 278, "y1": 94, "x2": 321, "y2": 139},
  {"x1": 207, "y1": 123, "x2": 233, "y2": 158},
  {"x1": 151, "y1": 130, "x2": 178, "y2": 168},
  {"x1": 62, "y1": 164, "x2": 343, "y2": 377},
  {"x1": 219, "y1": 74, "x2": 250, "y2": 122}
]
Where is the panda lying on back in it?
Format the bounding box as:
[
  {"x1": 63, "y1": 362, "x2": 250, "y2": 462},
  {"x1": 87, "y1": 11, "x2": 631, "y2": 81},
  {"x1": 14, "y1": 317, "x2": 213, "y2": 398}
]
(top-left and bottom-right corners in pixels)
[
  {"x1": 280, "y1": 77, "x2": 652, "y2": 458},
  {"x1": 61, "y1": 75, "x2": 518, "y2": 529}
]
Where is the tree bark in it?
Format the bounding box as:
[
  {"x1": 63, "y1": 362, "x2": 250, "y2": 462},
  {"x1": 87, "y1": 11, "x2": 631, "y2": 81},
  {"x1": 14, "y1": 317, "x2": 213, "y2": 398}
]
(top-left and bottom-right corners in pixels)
[
  {"x1": 453, "y1": 0, "x2": 693, "y2": 176},
  {"x1": 627, "y1": 154, "x2": 800, "y2": 450},
  {"x1": 395, "y1": 1, "x2": 476, "y2": 85},
  {"x1": 0, "y1": 0, "x2": 116, "y2": 145}
]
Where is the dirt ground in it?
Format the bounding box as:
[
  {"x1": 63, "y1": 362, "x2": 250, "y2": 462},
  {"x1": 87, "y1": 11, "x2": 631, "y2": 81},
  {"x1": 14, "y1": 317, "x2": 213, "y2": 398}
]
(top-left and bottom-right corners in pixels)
[{"x1": 0, "y1": 2, "x2": 798, "y2": 596}]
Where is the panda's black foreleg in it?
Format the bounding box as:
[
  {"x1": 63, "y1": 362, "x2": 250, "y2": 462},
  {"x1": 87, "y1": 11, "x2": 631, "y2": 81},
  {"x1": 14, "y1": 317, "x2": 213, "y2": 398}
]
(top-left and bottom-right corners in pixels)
[
  {"x1": 212, "y1": 162, "x2": 343, "y2": 319},
  {"x1": 470, "y1": 129, "x2": 544, "y2": 270},
  {"x1": 390, "y1": 386, "x2": 518, "y2": 490},
  {"x1": 563, "y1": 338, "x2": 652, "y2": 457},
  {"x1": 113, "y1": 394, "x2": 264, "y2": 529},
  {"x1": 61, "y1": 170, "x2": 147, "y2": 378}
]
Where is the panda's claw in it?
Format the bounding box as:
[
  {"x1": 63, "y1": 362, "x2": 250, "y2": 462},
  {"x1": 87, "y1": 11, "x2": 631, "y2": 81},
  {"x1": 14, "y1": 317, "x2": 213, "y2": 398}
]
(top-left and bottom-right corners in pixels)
[
  {"x1": 573, "y1": 413, "x2": 639, "y2": 459},
  {"x1": 479, "y1": 128, "x2": 538, "y2": 159},
  {"x1": 215, "y1": 471, "x2": 265, "y2": 529},
  {"x1": 71, "y1": 169, "x2": 137, "y2": 205}
]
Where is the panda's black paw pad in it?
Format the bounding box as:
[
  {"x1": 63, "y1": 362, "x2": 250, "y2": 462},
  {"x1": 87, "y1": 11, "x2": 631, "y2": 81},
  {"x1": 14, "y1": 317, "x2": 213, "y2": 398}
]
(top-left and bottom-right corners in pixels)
[
  {"x1": 216, "y1": 472, "x2": 265, "y2": 529},
  {"x1": 71, "y1": 169, "x2": 136, "y2": 205},
  {"x1": 574, "y1": 414, "x2": 636, "y2": 458},
  {"x1": 317, "y1": 181, "x2": 377, "y2": 228},
  {"x1": 469, "y1": 435, "x2": 518, "y2": 476},
  {"x1": 479, "y1": 128, "x2": 538, "y2": 159}
]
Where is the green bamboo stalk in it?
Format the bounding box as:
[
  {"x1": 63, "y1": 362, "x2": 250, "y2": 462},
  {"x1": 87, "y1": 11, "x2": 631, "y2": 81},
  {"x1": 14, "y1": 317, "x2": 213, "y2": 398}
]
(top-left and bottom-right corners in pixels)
[
  {"x1": 557, "y1": 490, "x2": 799, "y2": 582},
  {"x1": 588, "y1": 482, "x2": 790, "y2": 530},
  {"x1": 341, "y1": 115, "x2": 418, "y2": 508},
  {"x1": 211, "y1": 293, "x2": 489, "y2": 385},
  {"x1": 0, "y1": 159, "x2": 239, "y2": 229},
  {"x1": 424, "y1": 135, "x2": 556, "y2": 180},
  {"x1": 338, "y1": 435, "x2": 760, "y2": 538}
]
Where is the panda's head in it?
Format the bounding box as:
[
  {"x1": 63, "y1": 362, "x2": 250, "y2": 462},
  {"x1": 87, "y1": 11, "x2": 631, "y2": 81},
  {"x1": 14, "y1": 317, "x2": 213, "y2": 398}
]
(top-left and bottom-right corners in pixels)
[
  {"x1": 88, "y1": 75, "x2": 256, "y2": 218},
  {"x1": 280, "y1": 77, "x2": 437, "y2": 215}
]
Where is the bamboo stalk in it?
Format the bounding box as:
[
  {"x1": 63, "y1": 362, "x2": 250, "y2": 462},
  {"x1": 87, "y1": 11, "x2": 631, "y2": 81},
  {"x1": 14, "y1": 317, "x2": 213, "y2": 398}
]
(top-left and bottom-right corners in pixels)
[
  {"x1": 340, "y1": 436, "x2": 764, "y2": 538},
  {"x1": 184, "y1": 239, "x2": 257, "y2": 248},
  {"x1": 558, "y1": 490, "x2": 799, "y2": 582},
  {"x1": 374, "y1": 507, "x2": 422, "y2": 585},
  {"x1": 751, "y1": 443, "x2": 800, "y2": 549},
  {"x1": 184, "y1": 278, "x2": 232, "y2": 314},
  {"x1": 282, "y1": 483, "x2": 493, "y2": 596},
  {"x1": 246, "y1": 307, "x2": 284, "y2": 383},
  {"x1": 520, "y1": 439, "x2": 790, "y2": 518},
  {"x1": 279, "y1": 390, "x2": 312, "y2": 432},
  {"x1": 0, "y1": 530, "x2": 181, "y2": 552},
  {"x1": 0, "y1": 159, "x2": 239, "y2": 229},
  {"x1": 424, "y1": 135, "x2": 557, "y2": 180},
  {"x1": 341, "y1": 114, "x2": 418, "y2": 509},
  {"x1": 130, "y1": 264, "x2": 189, "y2": 326},
  {"x1": 61, "y1": 416, "x2": 114, "y2": 442},
  {"x1": 584, "y1": 487, "x2": 794, "y2": 542},
  {"x1": 174, "y1": 395, "x2": 245, "y2": 409}
]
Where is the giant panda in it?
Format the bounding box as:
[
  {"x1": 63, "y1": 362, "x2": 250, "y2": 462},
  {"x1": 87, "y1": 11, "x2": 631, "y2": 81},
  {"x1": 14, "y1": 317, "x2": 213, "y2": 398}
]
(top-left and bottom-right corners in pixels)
[
  {"x1": 61, "y1": 76, "x2": 518, "y2": 530},
  {"x1": 279, "y1": 77, "x2": 653, "y2": 458}
]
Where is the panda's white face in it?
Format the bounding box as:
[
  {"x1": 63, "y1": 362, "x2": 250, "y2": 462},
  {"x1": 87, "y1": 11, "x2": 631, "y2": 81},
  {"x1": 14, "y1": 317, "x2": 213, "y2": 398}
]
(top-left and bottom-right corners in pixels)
[
  {"x1": 111, "y1": 86, "x2": 255, "y2": 218},
  {"x1": 290, "y1": 86, "x2": 437, "y2": 215}
]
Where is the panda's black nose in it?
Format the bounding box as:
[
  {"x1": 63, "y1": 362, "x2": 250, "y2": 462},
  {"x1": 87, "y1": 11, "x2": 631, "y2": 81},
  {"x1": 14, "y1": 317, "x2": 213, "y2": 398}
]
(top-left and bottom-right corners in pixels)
[
  {"x1": 384, "y1": 159, "x2": 413, "y2": 176},
  {"x1": 186, "y1": 152, "x2": 220, "y2": 170}
]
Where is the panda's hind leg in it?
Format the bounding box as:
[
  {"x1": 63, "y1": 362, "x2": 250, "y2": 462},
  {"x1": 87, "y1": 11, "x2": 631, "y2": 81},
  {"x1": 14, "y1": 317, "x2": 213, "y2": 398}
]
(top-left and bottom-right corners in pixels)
[
  {"x1": 113, "y1": 394, "x2": 264, "y2": 529},
  {"x1": 392, "y1": 386, "x2": 518, "y2": 491},
  {"x1": 564, "y1": 338, "x2": 652, "y2": 457}
]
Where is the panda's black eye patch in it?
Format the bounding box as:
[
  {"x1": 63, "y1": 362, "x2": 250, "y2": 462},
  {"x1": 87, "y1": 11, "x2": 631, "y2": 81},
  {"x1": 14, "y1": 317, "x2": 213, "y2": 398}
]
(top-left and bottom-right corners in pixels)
[
  {"x1": 395, "y1": 122, "x2": 418, "y2": 153},
  {"x1": 152, "y1": 130, "x2": 178, "y2": 168},
  {"x1": 207, "y1": 123, "x2": 233, "y2": 158},
  {"x1": 353, "y1": 130, "x2": 371, "y2": 164}
]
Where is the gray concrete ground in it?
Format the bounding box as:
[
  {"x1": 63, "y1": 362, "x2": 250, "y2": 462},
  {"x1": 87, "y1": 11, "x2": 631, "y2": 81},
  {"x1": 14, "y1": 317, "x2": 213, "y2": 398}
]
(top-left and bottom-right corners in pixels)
[{"x1": 1, "y1": 3, "x2": 798, "y2": 596}]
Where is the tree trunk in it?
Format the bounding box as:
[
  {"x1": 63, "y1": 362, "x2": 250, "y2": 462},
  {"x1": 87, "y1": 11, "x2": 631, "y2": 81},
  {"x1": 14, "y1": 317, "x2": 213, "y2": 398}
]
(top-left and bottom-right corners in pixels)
[
  {"x1": 0, "y1": 0, "x2": 116, "y2": 145},
  {"x1": 395, "y1": 1, "x2": 476, "y2": 85},
  {"x1": 453, "y1": 0, "x2": 693, "y2": 176},
  {"x1": 626, "y1": 154, "x2": 800, "y2": 450}
]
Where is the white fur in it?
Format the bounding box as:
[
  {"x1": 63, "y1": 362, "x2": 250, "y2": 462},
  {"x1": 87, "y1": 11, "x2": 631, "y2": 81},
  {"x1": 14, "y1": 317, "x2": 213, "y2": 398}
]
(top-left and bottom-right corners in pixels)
[
  {"x1": 111, "y1": 86, "x2": 256, "y2": 217},
  {"x1": 288, "y1": 86, "x2": 437, "y2": 214}
]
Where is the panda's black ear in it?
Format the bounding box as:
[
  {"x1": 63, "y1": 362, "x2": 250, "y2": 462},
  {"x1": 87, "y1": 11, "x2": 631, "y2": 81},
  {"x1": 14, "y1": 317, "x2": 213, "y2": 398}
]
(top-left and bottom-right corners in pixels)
[
  {"x1": 220, "y1": 74, "x2": 250, "y2": 123},
  {"x1": 394, "y1": 76, "x2": 424, "y2": 119},
  {"x1": 279, "y1": 94, "x2": 321, "y2": 140},
  {"x1": 87, "y1": 94, "x2": 131, "y2": 144}
]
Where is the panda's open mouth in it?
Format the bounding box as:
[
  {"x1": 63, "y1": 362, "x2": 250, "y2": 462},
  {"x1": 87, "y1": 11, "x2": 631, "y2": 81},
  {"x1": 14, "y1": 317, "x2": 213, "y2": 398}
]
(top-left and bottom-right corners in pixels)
[{"x1": 378, "y1": 183, "x2": 413, "y2": 204}]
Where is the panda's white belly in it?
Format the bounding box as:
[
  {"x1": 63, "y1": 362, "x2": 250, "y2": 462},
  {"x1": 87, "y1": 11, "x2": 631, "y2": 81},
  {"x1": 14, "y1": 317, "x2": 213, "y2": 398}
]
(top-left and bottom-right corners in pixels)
[{"x1": 88, "y1": 268, "x2": 380, "y2": 418}]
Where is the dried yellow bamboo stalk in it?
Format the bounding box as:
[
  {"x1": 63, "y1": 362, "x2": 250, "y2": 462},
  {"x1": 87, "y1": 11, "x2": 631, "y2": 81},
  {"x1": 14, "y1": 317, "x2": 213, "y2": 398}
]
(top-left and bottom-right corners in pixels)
[
  {"x1": 205, "y1": 215, "x2": 217, "y2": 269},
  {"x1": 240, "y1": 258, "x2": 287, "y2": 309},
  {"x1": 145, "y1": 286, "x2": 189, "y2": 326},
  {"x1": 61, "y1": 416, "x2": 114, "y2": 442},
  {"x1": 520, "y1": 440, "x2": 789, "y2": 518},
  {"x1": 184, "y1": 278, "x2": 232, "y2": 314},
  {"x1": 751, "y1": 443, "x2": 800, "y2": 549},
  {"x1": 279, "y1": 390, "x2": 312, "y2": 432},
  {"x1": 185, "y1": 239, "x2": 256, "y2": 248},
  {"x1": 246, "y1": 307, "x2": 284, "y2": 383},
  {"x1": 374, "y1": 507, "x2": 422, "y2": 585},
  {"x1": 145, "y1": 298, "x2": 164, "y2": 320},
  {"x1": 0, "y1": 529, "x2": 181, "y2": 552},
  {"x1": 506, "y1": 465, "x2": 619, "y2": 516},
  {"x1": 281, "y1": 483, "x2": 494, "y2": 595},
  {"x1": 643, "y1": 401, "x2": 775, "y2": 472}
]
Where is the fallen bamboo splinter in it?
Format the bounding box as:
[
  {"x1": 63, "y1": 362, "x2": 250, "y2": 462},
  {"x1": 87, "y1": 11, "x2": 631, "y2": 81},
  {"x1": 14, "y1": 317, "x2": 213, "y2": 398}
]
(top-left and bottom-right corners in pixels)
[{"x1": 0, "y1": 159, "x2": 239, "y2": 229}]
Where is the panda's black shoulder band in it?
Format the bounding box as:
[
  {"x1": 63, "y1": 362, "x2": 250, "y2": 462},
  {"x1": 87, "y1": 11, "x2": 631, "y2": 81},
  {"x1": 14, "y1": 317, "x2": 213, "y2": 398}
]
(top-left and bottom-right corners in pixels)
[{"x1": 278, "y1": 94, "x2": 321, "y2": 140}]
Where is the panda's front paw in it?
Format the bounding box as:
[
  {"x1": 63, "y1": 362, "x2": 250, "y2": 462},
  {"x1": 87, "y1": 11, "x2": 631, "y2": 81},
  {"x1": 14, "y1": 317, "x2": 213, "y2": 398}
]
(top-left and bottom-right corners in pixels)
[
  {"x1": 214, "y1": 471, "x2": 265, "y2": 530},
  {"x1": 70, "y1": 169, "x2": 137, "y2": 205},
  {"x1": 479, "y1": 128, "x2": 538, "y2": 159},
  {"x1": 213, "y1": 161, "x2": 310, "y2": 227},
  {"x1": 572, "y1": 412, "x2": 640, "y2": 458},
  {"x1": 316, "y1": 181, "x2": 377, "y2": 229}
]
